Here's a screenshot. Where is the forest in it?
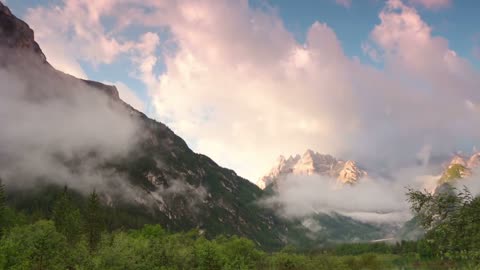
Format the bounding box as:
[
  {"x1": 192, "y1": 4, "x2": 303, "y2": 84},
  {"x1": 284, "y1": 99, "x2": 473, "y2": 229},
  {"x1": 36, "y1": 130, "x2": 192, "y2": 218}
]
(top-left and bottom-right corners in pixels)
[{"x1": 1, "y1": 180, "x2": 480, "y2": 270}]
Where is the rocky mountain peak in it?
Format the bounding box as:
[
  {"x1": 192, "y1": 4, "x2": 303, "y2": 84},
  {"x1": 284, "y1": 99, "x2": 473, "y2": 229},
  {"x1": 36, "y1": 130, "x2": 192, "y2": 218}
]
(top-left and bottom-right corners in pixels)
[
  {"x1": 467, "y1": 153, "x2": 480, "y2": 168},
  {"x1": 257, "y1": 150, "x2": 366, "y2": 189},
  {"x1": 338, "y1": 160, "x2": 366, "y2": 184},
  {"x1": 0, "y1": 2, "x2": 120, "y2": 101},
  {"x1": 0, "y1": 2, "x2": 46, "y2": 61},
  {"x1": 449, "y1": 155, "x2": 467, "y2": 167},
  {"x1": 439, "y1": 153, "x2": 480, "y2": 182}
]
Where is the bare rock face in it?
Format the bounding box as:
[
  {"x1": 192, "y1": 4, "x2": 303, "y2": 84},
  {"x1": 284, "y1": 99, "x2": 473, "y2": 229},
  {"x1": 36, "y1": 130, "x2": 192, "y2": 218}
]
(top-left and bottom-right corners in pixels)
[
  {"x1": 467, "y1": 153, "x2": 480, "y2": 169},
  {"x1": 449, "y1": 155, "x2": 467, "y2": 167},
  {"x1": 439, "y1": 153, "x2": 480, "y2": 182},
  {"x1": 0, "y1": 2, "x2": 46, "y2": 61},
  {"x1": 337, "y1": 160, "x2": 366, "y2": 184},
  {"x1": 257, "y1": 149, "x2": 366, "y2": 189},
  {"x1": 0, "y1": 2, "x2": 120, "y2": 101}
]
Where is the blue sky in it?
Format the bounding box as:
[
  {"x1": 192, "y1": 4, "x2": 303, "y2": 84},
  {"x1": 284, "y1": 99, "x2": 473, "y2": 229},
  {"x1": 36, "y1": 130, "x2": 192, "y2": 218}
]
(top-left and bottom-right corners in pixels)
[
  {"x1": 6, "y1": 0, "x2": 480, "y2": 181},
  {"x1": 8, "y1": 0, "x2": 480, "y2": 111}
]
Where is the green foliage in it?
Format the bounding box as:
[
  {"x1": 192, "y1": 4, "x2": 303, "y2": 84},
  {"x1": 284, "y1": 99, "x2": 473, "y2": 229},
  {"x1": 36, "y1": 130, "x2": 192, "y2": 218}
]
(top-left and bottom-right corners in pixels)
[
  {"x1": 0, "y1": 220, "x2": 69, "y2": 269},
  {"x1": 84, "y1": 190, "x2": 104, "y2": 252},
  {"x1": 52, "y1": 186, "x2": 82, "y2": 244},
  {"x1": 440, "y1": 164, "x2": 467, "y2": 183},
  {"x1": 2, "y1": 187, "x2": 480, "y2": 269},
  {"x1": 407, "y1": 186, "x2": 480, "y2": 263},
  {"x1": 406, "y1": 185, "x2": 465, "y2": 230}
]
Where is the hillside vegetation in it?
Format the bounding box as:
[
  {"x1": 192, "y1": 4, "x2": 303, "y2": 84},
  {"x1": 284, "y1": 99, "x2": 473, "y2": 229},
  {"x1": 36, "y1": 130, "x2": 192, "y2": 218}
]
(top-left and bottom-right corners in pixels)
[{"x1": 2, "y1": 180, "x2": 480, "y2": 270}]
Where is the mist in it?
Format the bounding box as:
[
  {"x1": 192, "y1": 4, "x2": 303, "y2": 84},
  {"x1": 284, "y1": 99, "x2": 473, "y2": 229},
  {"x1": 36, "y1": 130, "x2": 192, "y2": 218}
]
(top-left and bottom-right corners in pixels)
[
  {"x1": 0, "y1": 46, "x2": 141, "y2": 196},
  {"x1": 261, "y1": 166, "x2": 442, "y2": 224}
]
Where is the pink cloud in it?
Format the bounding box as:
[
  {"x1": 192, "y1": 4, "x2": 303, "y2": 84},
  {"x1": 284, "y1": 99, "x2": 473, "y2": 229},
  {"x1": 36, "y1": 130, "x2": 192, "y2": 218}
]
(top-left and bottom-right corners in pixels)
[
  {"x1": 371, "y1": 0, "x2": 474, "y2": 94},
  {"x1": 22, "y1": 0, "x2": 480, "y2": 182},
  {"x1": 409, "y1": 0, "x2": 451, "y2": 9}
]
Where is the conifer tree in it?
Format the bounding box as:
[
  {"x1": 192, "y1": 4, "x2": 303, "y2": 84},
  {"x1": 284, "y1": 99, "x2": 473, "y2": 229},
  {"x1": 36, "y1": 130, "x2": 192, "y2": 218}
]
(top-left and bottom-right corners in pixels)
[
  {"x1": 84, "y1": 190, "x2": 104, "y2": 252},
  {"x1": 0, "y1": 178, "x2": 5, "y2": 238},
  {"x1": 52, "y1": 186, "x2": 81, "y2": 244}
]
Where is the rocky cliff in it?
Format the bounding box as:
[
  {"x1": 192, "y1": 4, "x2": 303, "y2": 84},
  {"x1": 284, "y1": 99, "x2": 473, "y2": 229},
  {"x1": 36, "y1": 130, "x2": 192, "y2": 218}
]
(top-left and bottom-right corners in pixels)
[{"x1": 258, "y1": 150, "x2": 367, "y2": 189}]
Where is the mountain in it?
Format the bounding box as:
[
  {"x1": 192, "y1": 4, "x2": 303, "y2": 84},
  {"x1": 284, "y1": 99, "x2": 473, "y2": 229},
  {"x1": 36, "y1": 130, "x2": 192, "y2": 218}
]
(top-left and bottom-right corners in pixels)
[
  {"x1": 257, "y1": 149, "x2": 367, "y2": 189},
  {"x1": 256, "y1": 150, "x2": 391, "y2": 242},
  {"x1": 0, "y1": 2, "x2": 317, "y2": 250},
  {"x1": 398, "y1": 152, "x2": 480, "y2": 240},
  {"x1": 438, "y1": 152, "x2": 480, "y2": 184}
]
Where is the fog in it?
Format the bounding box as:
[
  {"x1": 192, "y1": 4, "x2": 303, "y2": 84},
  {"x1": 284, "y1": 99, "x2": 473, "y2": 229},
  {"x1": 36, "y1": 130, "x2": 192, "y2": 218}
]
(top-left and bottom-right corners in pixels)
[
  {"x1": 0, "y1": 47, "x2": 141, "y2": 196},
  {"x1": 261, "y1": 167, "x2": 441, "y2": 224}
]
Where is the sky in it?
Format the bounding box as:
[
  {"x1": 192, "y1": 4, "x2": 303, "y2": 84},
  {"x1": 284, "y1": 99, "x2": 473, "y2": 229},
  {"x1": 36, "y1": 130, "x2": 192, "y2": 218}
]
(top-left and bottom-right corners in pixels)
[{"x1": 5, "y1": 0, "x2": 480, "y2": 182}]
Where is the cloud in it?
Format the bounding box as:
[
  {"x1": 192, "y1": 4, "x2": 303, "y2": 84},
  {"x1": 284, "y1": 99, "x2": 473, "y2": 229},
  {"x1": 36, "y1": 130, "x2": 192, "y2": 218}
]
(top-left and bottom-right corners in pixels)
[
  {"x1": 260, "y1": 167, "x2": 437, "y2": 224},
  {"x1": 21, "y1": 0, "x2": 480, "y2": 187},
  {"x1": 408, "y1": 0, "x2": 451, "y2": 9},
  {"x1": 0, "y1": 47, "x2": 141, "y2": 196},
  {"x1": 25, "y1": 0, "x2": 131, "y2": 66},
  {"x1": 335, "y1": 0, "x2": 352, "y2": 8},
  {"x1": 23, "y1": 0, "x2": 163, "y2": 80},
  {"x1": 122, "y1": 0, "x2": 480, "y2": 182}
]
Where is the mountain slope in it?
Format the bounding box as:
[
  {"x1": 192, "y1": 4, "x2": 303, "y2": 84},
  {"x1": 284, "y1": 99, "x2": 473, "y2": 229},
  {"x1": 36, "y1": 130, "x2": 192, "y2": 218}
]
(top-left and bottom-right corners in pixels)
[
  {"x1": 0, "y1": 2, "x2": 302, "y2": 249},
  {"x1": 258, "y1": 150, "x2": 391, "y2": 242},
  {"x1": 438, "y1": 153, "x2": 480, "y2": 183}
]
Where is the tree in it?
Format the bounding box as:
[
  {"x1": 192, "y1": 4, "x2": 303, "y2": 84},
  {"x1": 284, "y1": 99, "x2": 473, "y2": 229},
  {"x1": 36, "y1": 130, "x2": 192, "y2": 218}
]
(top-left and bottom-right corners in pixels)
[
  {"x1": 406, "y1": 185, "x2": 465, "y2": 230},
  {"x1": 406, "y1": 186, "x2": 480, "y2": 261},
  {"x1": 0, "y1": 220, "x2": 69, "y2": 270},
  {"x1": 84, "y1": 190, "x2": 104, "y2": 252},
  {"x1": 52, "y1": 186, "x2": 82, "y2": 244},
  {"x1": 219, "y1": 236, "x2": 263, "y2": 270},
  {"x1": 195, "y1": 238, "x2": 222, "y2": 270},
  {"x1": 0, "y1": 178, "x2": 5, "y2": 238}
]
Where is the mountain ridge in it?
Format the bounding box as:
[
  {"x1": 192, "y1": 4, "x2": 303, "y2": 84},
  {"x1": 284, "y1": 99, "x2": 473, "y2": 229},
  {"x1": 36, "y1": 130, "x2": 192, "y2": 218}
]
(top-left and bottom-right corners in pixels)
[
  {"x1": 0, "y1": 2, "x2": 306, "y2": 249},
  {"x1": 258, "y1": 149, "x2": 367, "y2": 189}
]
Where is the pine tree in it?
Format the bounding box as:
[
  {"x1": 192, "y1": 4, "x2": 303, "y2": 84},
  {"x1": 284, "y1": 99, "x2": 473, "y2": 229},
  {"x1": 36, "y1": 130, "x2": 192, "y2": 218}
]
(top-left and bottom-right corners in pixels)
[
  {"x1": 0, "y1": 178, "x2": 5, "y2": 238},
  {"x1": 52, "y1": 186, "x2": 81, "y2": 244},
  {"x1": 84, "y1": 190, "x2": 104, "y2": 252}
]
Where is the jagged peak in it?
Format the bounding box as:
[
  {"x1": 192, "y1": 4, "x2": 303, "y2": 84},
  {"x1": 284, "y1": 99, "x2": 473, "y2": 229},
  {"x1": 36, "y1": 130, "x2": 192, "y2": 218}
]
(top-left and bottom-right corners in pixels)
[
  {"x1": 257, "y1": 150, "x2": 366, "y2": 189},
  {"x1": 449, "y1": 154, "x2": 467, "y2": 167},
  {"x1": 0, "y1": 2, "x2": 12, "y2": 16},
  {"x1": 467, "y1": 152, "x2": 480, "y2": 168},
  {"x1": 302, "y1": 149, "x2": 316, "y2": 157},
  {"x1": 438, "y1": 152, "x2": 480, "y2": 183},
  {"x1": 0, "y1": 2, "x2": 46, "y2": 61},
  {"x1": 0, "y1": 3, "x2": 122, "y2": 102}
]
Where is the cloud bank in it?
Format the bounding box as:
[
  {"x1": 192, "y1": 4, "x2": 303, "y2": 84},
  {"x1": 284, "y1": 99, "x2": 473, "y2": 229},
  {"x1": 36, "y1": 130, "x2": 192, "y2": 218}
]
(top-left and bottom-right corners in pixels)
[
  {"x1": 260, "y1": 166, "x2": 441, "y2": 224},
  {"x1": 22, "y1": 0, "x2": 480, "y2": 185},
  {"x1": 0, "y1": 47, "x2": 141, "y2": 196}
]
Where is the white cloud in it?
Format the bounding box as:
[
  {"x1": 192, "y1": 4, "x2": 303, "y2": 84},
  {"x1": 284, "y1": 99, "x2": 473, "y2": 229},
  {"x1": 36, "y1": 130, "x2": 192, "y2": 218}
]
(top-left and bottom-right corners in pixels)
[
  {"x1": 260, "y1": 167, "x2": 437, "y2": 224},
  {"x1": 128, "y1": 0, "x2": 480, "y2": 182},
  {"x1": 0, "y1": 47, "x2": 141, "y2": 195},
  {"x1": 23, "y1": 0, "x2": 480, "y2": 185},
  {"x1": 23, "y1": 0, "x2": 162, "y2": 80}
]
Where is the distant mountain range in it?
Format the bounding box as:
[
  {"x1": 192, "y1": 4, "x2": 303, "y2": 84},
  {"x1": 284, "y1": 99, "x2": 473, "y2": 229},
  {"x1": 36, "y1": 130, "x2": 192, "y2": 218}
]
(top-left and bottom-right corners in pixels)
[{"x1": 257, "y1": 149, "x2": 367, "y2": 189}]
